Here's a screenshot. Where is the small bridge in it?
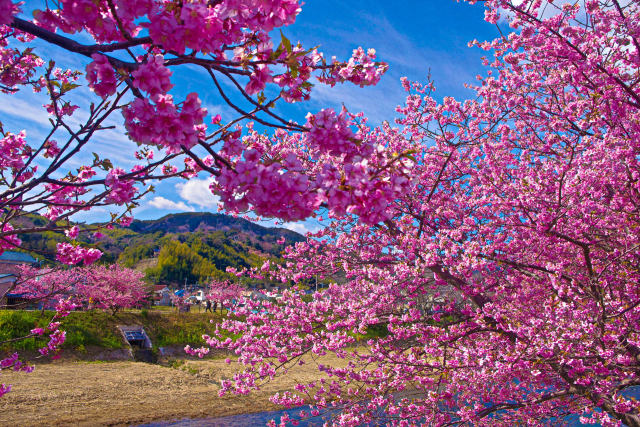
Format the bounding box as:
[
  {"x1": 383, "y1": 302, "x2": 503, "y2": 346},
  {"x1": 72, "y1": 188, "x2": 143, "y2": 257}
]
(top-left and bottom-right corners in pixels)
[{"x1": 118, "y1": 326, "x2": 156, "y2": 363}]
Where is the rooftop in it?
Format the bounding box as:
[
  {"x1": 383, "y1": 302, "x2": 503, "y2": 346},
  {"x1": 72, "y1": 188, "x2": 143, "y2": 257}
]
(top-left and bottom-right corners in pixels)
[{"x1": 0, "y1": 251, "x2": 37, "y2": 264}]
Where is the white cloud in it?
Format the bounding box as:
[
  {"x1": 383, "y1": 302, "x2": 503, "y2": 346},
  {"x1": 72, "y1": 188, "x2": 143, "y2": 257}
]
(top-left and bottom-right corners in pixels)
[
  {"x1": 281, "y1": 220, "x2": 322, "y2": 235},
  {"x1": 283, "y1": 222, "x2": 309, "y2": 234},
  {"x1": 148, "y1": 196, "x2": 194, "y2": 212},
  {"x1": 0, "y1": 92, "x2": 55, "y2": 128},
  {"x1": 176, "y1": 177, "x2": 221, "y2": 209}
]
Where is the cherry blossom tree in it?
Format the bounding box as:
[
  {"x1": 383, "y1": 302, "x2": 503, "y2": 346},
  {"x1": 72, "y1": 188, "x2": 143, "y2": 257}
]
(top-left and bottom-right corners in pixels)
[
  {"x1": 186, "y1": 1, "x2": 640, "y2": 425},
  {"x1": 207, "y1": 279, "x2": 244, "y2": 312},
  {"x1": 76, "y1": 263, "x2": 148, "y2": 314},
  {"x1": 9, "y1": 264, "x2": 146, "y2": 313},
  {"x1": 0, "y1": 0, "x2": 386, "y2": 264},
  {"x1": 0, "y1": 0, "x2": 385, "y2": 394},
  {"x1": 11, "y1": 264, "x2": 80, "y2": 308},
  {"x1": 171, "y1": 292, "x2": 191, "y2": 312}
]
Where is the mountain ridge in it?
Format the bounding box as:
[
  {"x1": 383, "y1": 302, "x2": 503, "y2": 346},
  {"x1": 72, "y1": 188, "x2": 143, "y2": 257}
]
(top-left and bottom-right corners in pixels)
[{"x1": 126, "y1": 212, "x2": 304, "y2": 241}]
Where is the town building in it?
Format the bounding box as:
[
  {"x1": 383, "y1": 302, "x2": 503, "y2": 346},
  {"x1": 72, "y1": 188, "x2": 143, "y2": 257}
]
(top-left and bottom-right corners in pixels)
[{"x1": 0, "y1": 251, "x2": 38, "y2": 306}]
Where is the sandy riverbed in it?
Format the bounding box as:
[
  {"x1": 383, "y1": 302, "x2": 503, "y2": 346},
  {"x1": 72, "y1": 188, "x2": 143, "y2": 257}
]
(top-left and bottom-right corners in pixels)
[{"x1": 0, "y1": 355, "x2": 352, "y2": 427}]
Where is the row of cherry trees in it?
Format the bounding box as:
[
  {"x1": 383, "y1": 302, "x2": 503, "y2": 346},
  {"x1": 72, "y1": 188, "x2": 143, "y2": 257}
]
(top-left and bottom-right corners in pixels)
[
  {"x1": 15, "y1": 264, "x2": 148, "y2": 313},
  {"x1": 0, "y1": 0, "x2": 639, "y2": 425}
]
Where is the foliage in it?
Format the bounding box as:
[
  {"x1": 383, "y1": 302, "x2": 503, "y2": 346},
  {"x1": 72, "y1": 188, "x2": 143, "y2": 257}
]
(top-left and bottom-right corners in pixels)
[
  {"x1": 118, "y1": 243, "x2": 155, "y2": 268},
  {"x1": 0, "y1": 311, "x2": 49, "y2": 351},
  {"x1": 144, "y1": 230, "x2": 288, "y2": 286}
]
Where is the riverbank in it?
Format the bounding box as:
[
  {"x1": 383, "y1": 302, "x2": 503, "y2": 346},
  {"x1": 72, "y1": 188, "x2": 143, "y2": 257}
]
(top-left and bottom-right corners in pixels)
[
  {"x1": 0, "y1": 309, "x2": 228, "y2": 356},
  {"x1": 0, "y1": 355, "x2": 351, "y2": 426}
]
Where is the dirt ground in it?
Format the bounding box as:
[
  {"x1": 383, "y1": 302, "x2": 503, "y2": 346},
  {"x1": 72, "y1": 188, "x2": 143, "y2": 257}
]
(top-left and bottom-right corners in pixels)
[{"x1": 0, "y1": 354, "x2": 353, "y2": 426}]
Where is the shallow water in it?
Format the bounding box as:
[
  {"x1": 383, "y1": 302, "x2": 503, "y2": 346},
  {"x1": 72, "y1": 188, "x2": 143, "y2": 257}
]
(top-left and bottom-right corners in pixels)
[
  {"x1": 139, "y1": 386, "x2": 640, "y2": 426},
  {"x1": 138, "y1": 405, "x2": 323, "y2": 427}
]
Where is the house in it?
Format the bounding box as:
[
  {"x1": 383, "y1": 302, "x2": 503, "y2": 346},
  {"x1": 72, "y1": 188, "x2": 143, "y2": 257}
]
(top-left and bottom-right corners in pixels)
[
  {"x1": 0, "y1": 250, "x2": 37, "y2": 275},
  {"x1": 0, "y1": 273, "x2": 16, "y2": 303},
  {"x1": 0, "y1": 251, "x2": 37, "y2": 305},
  {"x1": 153, "y1": 285, "x2": 171, "y2": 306}
]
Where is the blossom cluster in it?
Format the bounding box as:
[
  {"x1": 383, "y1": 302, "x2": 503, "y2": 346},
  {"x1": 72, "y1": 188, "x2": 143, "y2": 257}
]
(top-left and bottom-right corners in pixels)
[
  {"x1": 318, "y1": 47, "x2": 387, "y2": 88},
  {"x1": 85, "y1": 54, "x2": 117, "y2": 98},
  {"x1": 213, "y1": 116, "x2": 413, "y2": 224},
  {"x1": 0, "y1": 223, "x2": 21, "y2": 255},
  {"x1": 304, "y1": 109, "x2": 356, "y2": 157},
  {"x1": 0, "y1": 131, "x2": 35, "y2": 183},
  {"x1": 0, "y1": 353, "x2": 33, "y2": 397},
  {"x1": 123, "y1": 93, "x2": 207, "y2": 154},
  {"x1": 55, "y1": 243, "x2": 102, "y2": 265},
  {"x1": 104, "y1": 168, "x2": 138, "y2": 205}
]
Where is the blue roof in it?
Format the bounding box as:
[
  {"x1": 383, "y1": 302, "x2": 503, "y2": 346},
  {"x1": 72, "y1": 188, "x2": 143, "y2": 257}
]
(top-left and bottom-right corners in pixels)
[
  {"x1": 0, "y1": 251, "x2": 36, "y2": 263},
  {"x1": 0, "y1": 273, "x2": 16, "y2": 279}
]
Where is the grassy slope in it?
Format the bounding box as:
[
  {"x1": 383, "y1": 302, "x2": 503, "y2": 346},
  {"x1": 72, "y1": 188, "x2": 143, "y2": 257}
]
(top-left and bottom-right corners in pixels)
[
  {"x1": 0, "y1": 307, "x2": 390, "y2": 357},
  {"x1": 0, "y1": 309, "x2": 227, "y2": 354}
]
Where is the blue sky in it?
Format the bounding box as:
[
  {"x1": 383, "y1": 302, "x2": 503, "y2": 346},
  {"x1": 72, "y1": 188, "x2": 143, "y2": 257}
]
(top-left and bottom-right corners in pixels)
[{"x1": 3, "y1": 1, "x2": 500, "y2": 234}]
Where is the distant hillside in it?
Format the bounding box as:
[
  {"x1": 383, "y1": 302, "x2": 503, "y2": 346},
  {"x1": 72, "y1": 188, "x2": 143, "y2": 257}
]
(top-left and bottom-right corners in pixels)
[
  {"x1": 17, "y1": 212, "x2": 307, "y2": 286},
  {"x1": 128, "y1": 212, "x2": 302, "y2": 240}
]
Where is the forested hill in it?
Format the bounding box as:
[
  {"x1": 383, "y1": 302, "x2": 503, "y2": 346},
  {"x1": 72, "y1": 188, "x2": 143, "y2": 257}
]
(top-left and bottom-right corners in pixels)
[
  {"x1": 104, "y1": 212, "x2": 306, "y2": 284},
  {"x1": 18, "y1": 212, "x2": 306, "y2": 285},
  {"x1": 128, "y1": 212, "x2": 303, "y2": 240}
]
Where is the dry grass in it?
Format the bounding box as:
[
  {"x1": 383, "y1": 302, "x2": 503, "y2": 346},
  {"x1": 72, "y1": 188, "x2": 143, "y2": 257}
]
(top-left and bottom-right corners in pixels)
[{"x1": 0, "y1": 353, "x2": 356, "y2": 426}]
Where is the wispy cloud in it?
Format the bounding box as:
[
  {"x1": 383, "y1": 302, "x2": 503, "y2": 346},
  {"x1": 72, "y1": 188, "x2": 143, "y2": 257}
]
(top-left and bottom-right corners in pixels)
[
  {"x1": 176, "y1": 177, "x2": 221, "y2": 209},
  {"x1": 281, "y1": 221, "x2": 321, "y2": 235},
  {"x1": 0, "y1": 91, "x2": 55, "y2": 129},
  {"x1": 283, "y1": 5, "x2": 487, "y2": 126},
  {"x1": 148, "y1": 196, "x2": 194, "y2": 212}
]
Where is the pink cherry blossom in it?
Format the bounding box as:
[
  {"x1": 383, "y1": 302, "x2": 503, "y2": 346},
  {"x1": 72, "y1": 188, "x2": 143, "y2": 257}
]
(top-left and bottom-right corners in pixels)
[
  {"x1": 0, "y1": 0, "x2": 17, "y2": 26},
  {"x1": 85, "y1": 54, "x2": 117, "y2": 98},
  {"x1": 131, "y1": 54, "x2": 173, "y2": 99},
  {"x1": 104, "y1": 168, "x2": 137, "y2": 205},
  {"x1": 56, "y1": 243, "x2": 102, "y2": 265}
]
